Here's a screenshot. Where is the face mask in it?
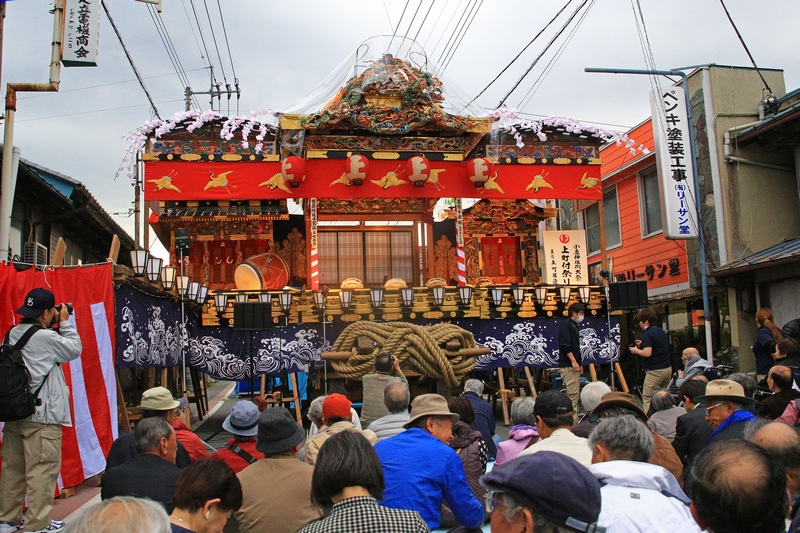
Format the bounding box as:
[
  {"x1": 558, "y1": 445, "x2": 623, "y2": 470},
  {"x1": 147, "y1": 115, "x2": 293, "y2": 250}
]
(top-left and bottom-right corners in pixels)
[{"x1": 576, "y1": 314, "x2": 584, "y2": 324}]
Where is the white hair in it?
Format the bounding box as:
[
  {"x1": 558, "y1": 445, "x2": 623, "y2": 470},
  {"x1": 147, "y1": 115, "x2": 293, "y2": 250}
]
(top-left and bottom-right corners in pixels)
[
  {"x1": 580, "y1": 381, "x2": 612, "y2": 413},
  {"x1": 307, "y1": 395, "x2": 326, "y2": 423},
  {"x1": 464, "y1": 379, "x2": 484, "y2": 395},
  {"x1": 64, "y1": 496, "x2": 171, "y2": 533}
]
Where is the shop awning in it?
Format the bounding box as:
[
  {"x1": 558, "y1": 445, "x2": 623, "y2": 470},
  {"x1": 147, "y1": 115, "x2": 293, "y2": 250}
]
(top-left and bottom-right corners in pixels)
[{"x1": 711, "y1": 236, "x2": 800, "y2": 277}]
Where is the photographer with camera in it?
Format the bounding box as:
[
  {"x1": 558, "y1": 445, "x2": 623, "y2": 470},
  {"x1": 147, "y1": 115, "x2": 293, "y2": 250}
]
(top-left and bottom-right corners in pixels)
[
  {"x1": 0, "y1": 288, "x2": 82, "y2": 533},
  {"x1": 360, "y1": 353, "x2": 408, "y2": 428}
]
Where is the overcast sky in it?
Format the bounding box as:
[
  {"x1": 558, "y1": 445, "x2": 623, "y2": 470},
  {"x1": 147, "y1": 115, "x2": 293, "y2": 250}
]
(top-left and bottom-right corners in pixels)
[{"x1": 4, "y1": 0, "x2": 799, "y2": 257}]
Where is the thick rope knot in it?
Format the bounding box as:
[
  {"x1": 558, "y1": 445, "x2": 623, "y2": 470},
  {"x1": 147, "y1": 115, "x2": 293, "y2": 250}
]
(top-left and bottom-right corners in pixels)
[{"x1": 329, "y1": 321, "x2": 478, "y2": 388}]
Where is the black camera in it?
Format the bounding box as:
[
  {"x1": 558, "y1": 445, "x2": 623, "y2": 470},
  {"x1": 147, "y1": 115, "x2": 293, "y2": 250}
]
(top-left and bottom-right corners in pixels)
[{"x1": 55, "y1": 303, "x2": 74, "y2": 315}]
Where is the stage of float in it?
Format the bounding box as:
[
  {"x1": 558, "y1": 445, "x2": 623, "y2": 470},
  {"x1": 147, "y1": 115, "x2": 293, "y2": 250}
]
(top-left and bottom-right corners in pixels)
[{"x1": 119, "y1": 37, "x2": 627, "y2": 423}]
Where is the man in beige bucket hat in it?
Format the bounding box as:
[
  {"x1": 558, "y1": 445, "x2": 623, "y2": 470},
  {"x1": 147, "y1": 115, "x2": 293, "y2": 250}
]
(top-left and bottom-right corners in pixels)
[
  {"x1": 374, "y1": 394, "x2": 484, "y2": 530},
  {"x1": 696, "y1": 379, "x2": 757, "y2": 445},
  {"x1": 105, "y1": 387, "x2": 192, "y2": 470}
]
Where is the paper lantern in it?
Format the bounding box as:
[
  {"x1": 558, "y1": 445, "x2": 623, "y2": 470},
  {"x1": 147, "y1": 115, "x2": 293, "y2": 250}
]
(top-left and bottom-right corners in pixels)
[
  {"x1": 467, "y1": 158, "x2": 491, "y2": 188},
  {"x1": 406, "y1": 155, "x2": 430, "y2": 187},
  {"x1": 281, "y1": 156, "x2": 306, "y2": 188},
  {"x1": 345, "y1": 154, "x2": 369, "y2": 186}
]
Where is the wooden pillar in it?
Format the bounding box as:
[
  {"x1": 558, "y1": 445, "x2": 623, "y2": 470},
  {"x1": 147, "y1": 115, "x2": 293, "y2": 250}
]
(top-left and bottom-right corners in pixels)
[
  {"x1": 588, "y1": 364, "x2": 598, "y2": 382},
  {"x1": 51, "y1": 237, "x2": 66, "y2": 267},
  {"x1": 523, "y1": 367, "x2": 537, "y2": 398},
  {"x1": 260, "y1": 374, "x2": 266, "y2": 398},
  {"x1": 289, "y1": 372, "x2": 302, "y2": 423},
  {"x1": 614, "y1": 362, "x2": 629, "y2": 393},
  {"x1": 497, "y1": 368, "x2": 510, "y2": 426},
  {"x1": 116, "y1": 370, "x2": 130, "y2": 433}
]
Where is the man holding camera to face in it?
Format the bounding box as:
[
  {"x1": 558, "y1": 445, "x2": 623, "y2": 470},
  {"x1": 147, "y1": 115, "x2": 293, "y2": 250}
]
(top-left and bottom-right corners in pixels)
[
  {"x1": 360, "y1": 352, "x2": 408, "y2": 428},
  {"x1": 0, "y1": 288, "x2": 82, "y2": 533}
]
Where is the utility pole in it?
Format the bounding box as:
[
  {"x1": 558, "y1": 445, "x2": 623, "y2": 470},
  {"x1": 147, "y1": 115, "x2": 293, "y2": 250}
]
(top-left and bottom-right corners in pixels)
[
  {"x1": 585, "y1": 67, "x2": 714, "y2": 364},
  {"x1": 184, "y1": 66, "x2": 241, "y2": 112}
]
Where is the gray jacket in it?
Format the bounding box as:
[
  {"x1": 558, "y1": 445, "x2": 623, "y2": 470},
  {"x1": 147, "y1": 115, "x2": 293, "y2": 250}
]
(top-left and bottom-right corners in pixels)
[
  {"x1": 675, "y1": 356, "x2": 712, "y2": 387},
  {"x1": 360, "y1": 371, "x2": 407, "y2": 428},
  {"x1": 10, "y1": 320, "x2": 82, "y2": 426},
  {"x1": 368, "y1": 412, "x2": 410, "y2": 441}
]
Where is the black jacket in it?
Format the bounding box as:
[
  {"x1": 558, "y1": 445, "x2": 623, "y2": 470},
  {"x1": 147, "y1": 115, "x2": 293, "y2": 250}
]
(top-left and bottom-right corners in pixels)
[
  {"x1": 100, "y1": 453, "x2": 182, "y2": 513},
  {"x1": 106, "y1": 431, "x2": 191, "y2": 470},
  {"x1": 672, "y1": 405, "x2": 713, "y2": 466},
  {"x1": 706, "y1": 418, "x2": 750, "y2": 445},
  {"x1": 758, "y1": 389, "x2": 800, "y2": 420},
  {"x1": 558, "y1": 319, "x2": 581, "y2": 368},
  {"x1": 463, "y1": 391, "x2": 496, "y2": 459}
]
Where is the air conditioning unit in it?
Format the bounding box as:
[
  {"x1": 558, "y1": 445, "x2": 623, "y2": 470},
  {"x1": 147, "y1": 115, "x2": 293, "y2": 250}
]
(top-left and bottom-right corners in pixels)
[{"x1": 23, "y1": 242, "x2": 48, "y2": 266}]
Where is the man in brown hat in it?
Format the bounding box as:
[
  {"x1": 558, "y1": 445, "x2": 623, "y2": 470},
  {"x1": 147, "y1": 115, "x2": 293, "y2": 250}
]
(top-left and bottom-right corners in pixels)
[
  {"x1": 697, "y1": 379, "x2": 758, "y2": 445},
  {"x1": 374, "y1": 394, "x2": 484, "y2": 531},
  {"x1": 233, "y1": 407, "x2": 322, "y2": 533}
]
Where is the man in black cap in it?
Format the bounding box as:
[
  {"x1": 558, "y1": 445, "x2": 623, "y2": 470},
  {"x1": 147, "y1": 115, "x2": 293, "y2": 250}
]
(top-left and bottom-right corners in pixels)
[
  {"x1": 480, "y1": 451, "x2": 604, "y2": 533},
  {"x1": 516, "y1": 390, "x2": 591, "y2": 466},
  {"x1": 233, "y1": 407, "x2": 322, "y2": 533},
  {"x1": 0, "y1": 288, "x2": 82, "y2": 533}
]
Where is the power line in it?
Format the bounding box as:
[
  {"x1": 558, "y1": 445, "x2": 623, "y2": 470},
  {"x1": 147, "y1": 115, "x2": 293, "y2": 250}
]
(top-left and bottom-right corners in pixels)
[
  {"x1": 513, "y1": 111, "x2": 633, "y2": 130},
  {"x1": 428, "y1": 2, "x2": 460, "y2": 61},
  {"x1": 187, "y1": 0, "x2": 217, "y2": 86},
  {"x1": 146, "y1": 4, "x2": 201, "y2": 110},
  {"x1": 436, "y1": 0, "x2": 474, "y2": 67},
  {"x1": 412, "y1": 0, "x2": 436, "y2": 44},
  {"x1": 422, "y1": 0, "x2": 450, "y2": 50},
  {"x1": 517, "y1": 0, "x2": 595, "y2": 110},
  {"x1": 401, "y1": 0, "x2": 425, "y2": 45},
  {"x1": 18, "y1": 99, "x2": 185, "y2": 123},
  {"x1": 388, "y1": 1, "x2": 411, "y2": 51},
  {"x1": 180, "y1": 0, "x2": 208, "y2": 66},
  {"x1": 465, "y1": 0, "x2": 572, "y2": 109},
  {"x1": 497, "y1": 0, "x2": 589, "y2": 108},
  {"x1": 215, "y1": 0, "x2": 237, "y2": 81},
  {"x1": 202, "y1": 0, "x2": 227, "y2": 83},
  {"x1": 101, "y1": 1, "x2": 161, "y2": 119},
  {"x1": 718, "y1": 0, "x2": 771, "y2": 93},
  {"x1": 18, "y1": 68, "x2": 206, "y2": 100},
  {"x1": 440, "y1": 0, "x2": 483, "y2": 73}
]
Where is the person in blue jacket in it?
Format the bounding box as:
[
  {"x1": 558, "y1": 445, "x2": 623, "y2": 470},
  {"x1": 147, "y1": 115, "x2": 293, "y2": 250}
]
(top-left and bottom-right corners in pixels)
[{"x1": 374, "y1": 394, "x2": 484, "y2": 531}]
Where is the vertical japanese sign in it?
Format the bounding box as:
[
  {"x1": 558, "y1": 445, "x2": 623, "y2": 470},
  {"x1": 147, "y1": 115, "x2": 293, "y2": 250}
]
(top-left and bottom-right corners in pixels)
[
  {"x1": 542, "y1": 230, "x2": 588, "y2": 285},
  {"x1": 650, "y1": 87, "x2": 698, "y2": 239},
  {"x1": 63, "y1": 0, "x2": 100, "y2": 67},
  {"x1": 309, "y1": 198, "x2": 319, "y2": 290}
]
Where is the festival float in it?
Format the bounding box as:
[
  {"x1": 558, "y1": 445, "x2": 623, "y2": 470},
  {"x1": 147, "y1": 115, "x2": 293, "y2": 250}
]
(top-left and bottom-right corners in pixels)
[{"x1": 117, "y1": 37, "x2": 635, "y2": 423}]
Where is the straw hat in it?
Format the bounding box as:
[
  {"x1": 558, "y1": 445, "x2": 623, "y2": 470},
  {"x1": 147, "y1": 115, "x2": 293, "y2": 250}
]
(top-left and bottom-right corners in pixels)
[{"x1": 695, "y1": 379, "x2": 757, "y2": 405}]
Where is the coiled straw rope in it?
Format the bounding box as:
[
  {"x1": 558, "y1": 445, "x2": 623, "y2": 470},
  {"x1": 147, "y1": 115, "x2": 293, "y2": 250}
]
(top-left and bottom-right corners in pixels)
[{"x1": 329, "y1": 321, "x2": 479, "y2": 388}]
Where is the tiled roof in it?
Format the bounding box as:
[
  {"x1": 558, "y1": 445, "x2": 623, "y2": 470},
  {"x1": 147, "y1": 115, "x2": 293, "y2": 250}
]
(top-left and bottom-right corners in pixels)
[{"x1": 712, "y1": 236, "x2": 800, "y2": 276}]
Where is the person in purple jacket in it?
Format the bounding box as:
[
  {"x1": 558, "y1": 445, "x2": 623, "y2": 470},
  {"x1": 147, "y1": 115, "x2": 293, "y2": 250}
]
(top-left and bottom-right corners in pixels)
[{"x1": 494, "y1": 397, "x2": 538, "y2": 466}]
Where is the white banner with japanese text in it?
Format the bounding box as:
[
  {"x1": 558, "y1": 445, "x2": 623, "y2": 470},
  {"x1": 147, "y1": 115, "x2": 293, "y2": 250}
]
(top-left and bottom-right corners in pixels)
[
  {"x1": 650, "y1": 87, "x2": 698, "y2": 239},
  {"x1": 542, "y1": 230, "x2": 588, "y2": 286},
  {"x1": 63, "y1": 0, "x2": 100, "y2": 67}
]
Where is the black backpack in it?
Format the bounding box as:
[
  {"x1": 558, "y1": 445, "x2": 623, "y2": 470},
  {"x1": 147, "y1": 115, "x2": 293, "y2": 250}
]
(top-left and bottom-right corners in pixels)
[{"x1": 0, "y1": 324, "x2": 45, "y2": 422}]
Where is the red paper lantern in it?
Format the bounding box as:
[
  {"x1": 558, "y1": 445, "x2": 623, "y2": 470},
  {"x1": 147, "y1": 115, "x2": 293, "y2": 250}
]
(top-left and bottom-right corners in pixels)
[
  {"x1": 345, "y1": 154, "x2": 369, "y2": 186},
  {"x1": 406, "y1": 155, "x2": 430, "y2": 187},
  {"x1": 281, "y1": 156, "x2": 306, "y2": 188},
  {"x1": 467, "y1": 158, "x2": 491, "y2": 188}
]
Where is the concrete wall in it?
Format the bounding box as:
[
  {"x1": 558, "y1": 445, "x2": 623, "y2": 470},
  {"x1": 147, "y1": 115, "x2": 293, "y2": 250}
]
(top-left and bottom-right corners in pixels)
[{"x1": 692, "y1": 66, "x2": 798, "y2": 372}]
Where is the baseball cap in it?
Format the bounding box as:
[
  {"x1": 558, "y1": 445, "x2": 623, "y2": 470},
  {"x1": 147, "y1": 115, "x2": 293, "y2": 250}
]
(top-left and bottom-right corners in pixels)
[
  {"x1": 480, "y1": 452, "x2": 603, "y2": 532},
  {"x1": 17, "y1": 288, "x2": 56, "y2": 318},
  {"x1": 534, "y1": 390, "x2": 574, "y2": 418},
  {"x1": 322, "y1": 393, "x2": 352, "y2": 420}
]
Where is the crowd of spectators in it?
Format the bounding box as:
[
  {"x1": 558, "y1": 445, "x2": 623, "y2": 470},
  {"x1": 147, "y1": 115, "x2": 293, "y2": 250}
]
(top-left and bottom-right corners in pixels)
[{"x1": 13, "y1": 344, "x2": 800, "y2": 533}]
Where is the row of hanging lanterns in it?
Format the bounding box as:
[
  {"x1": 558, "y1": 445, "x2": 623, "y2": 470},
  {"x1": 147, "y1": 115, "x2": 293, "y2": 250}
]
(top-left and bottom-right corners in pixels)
[
  {"x1": 130, "y1": 248, "x2": 209, "y2": 304},
  {"x1": 279, "y1": 155, "x2": 497, "y2": 188}
]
